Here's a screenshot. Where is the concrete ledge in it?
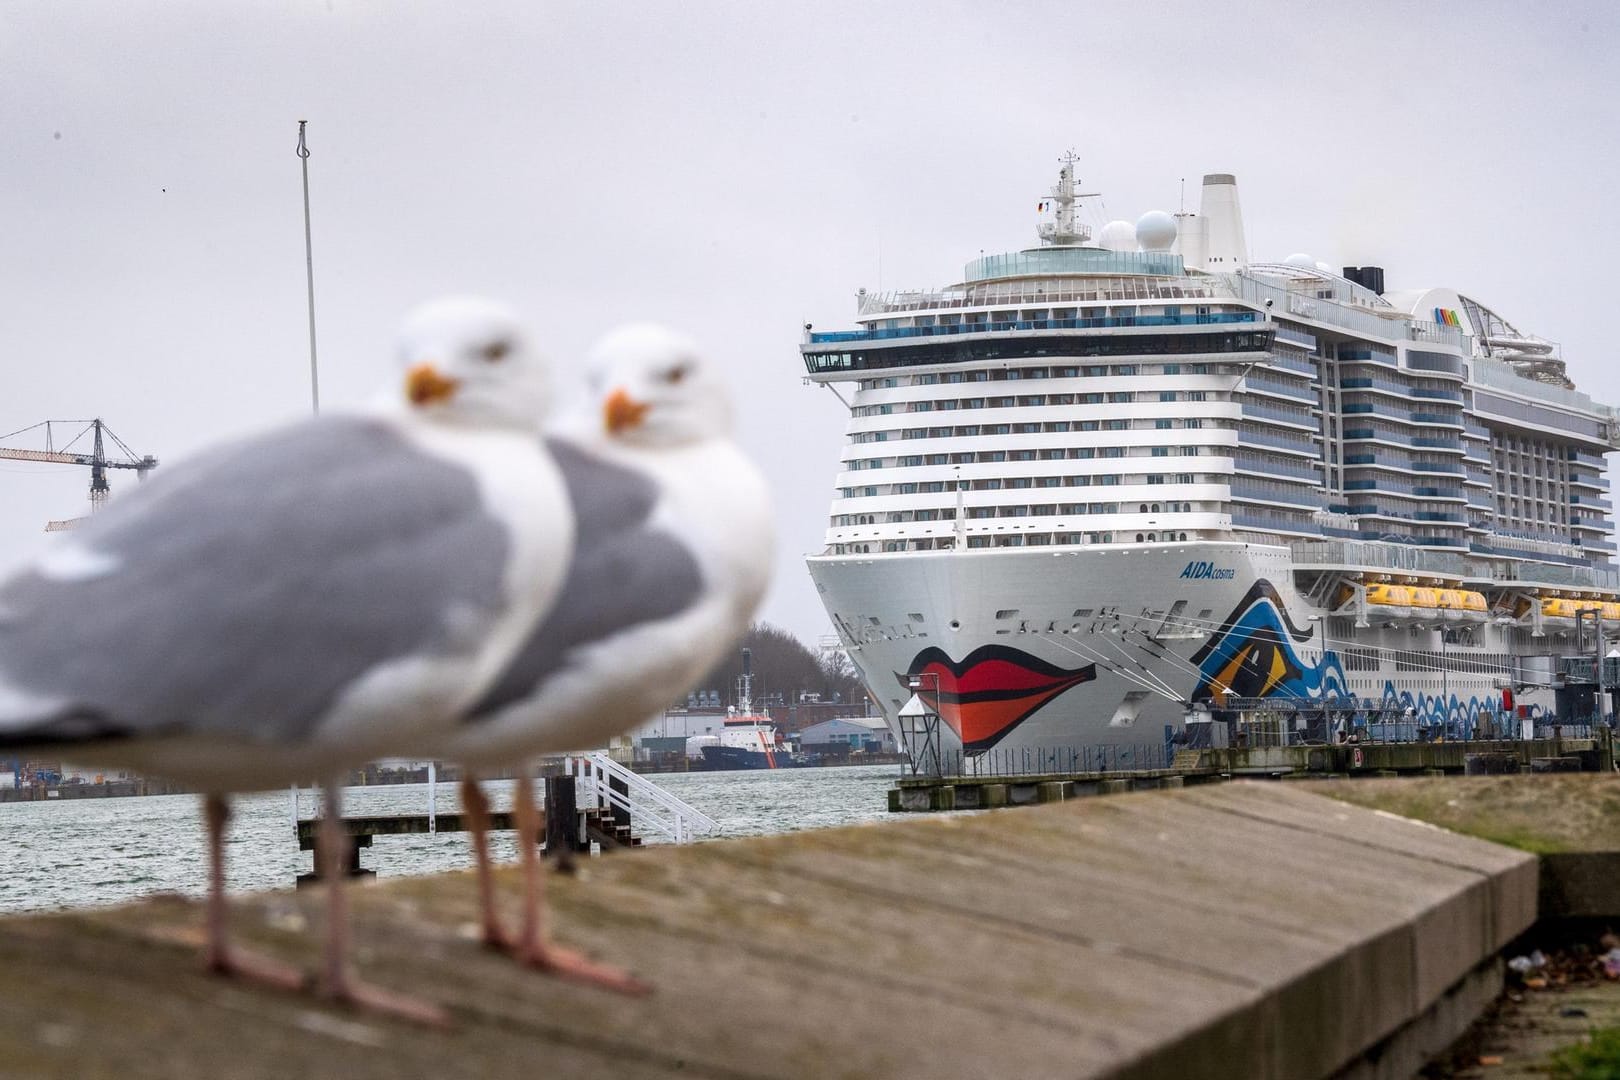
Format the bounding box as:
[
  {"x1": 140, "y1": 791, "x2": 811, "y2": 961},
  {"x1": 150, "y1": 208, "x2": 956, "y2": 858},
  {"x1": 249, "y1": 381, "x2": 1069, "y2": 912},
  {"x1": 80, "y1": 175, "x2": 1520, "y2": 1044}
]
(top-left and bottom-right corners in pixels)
[{"x1": 0, "y1": 782, "x2": 1535, "y2": 1079}]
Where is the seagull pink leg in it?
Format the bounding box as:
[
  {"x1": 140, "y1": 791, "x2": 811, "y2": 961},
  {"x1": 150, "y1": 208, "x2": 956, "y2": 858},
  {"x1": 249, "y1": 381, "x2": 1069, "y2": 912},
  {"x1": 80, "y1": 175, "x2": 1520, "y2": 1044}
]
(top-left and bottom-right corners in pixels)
[
  {"x1": 318, "y1": 781, "x2": 452, "y2": 1027},
  {"x1": 511, "y1": 773, "x2": 650, "y2": 995},
  {"x1": 202, "y1": 793, "x2": 306, "y2": 991},
  {"x1": 459, "y1": 774, "x2": 511, "y2": 950}
]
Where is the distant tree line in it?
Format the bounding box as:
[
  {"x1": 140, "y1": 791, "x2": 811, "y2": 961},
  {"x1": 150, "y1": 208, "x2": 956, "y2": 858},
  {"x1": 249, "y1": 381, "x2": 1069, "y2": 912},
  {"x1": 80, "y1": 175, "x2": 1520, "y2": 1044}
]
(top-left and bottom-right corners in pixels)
[{"x1": 691, "y1": 623, "x2": 866, "y2": 709}]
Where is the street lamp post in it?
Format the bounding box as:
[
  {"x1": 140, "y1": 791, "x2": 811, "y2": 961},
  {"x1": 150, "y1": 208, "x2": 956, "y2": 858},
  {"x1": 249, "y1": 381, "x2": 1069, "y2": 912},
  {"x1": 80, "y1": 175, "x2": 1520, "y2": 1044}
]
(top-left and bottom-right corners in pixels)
[
  {"x1": 1306, "y1": 614, "x2": 1326, "y2": 744},
  {"x1": 1596, "y1": 612, "x2": 1607, "y2": 730},
  {"x1": 1440, "y1": 627, "x2": 1449, "y2": 738}
]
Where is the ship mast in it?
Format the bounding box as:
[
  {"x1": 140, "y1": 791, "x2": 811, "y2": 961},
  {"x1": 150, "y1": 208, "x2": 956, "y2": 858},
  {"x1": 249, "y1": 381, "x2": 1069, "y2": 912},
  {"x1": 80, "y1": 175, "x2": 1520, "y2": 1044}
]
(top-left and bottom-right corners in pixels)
[
  {"x1": 1036, "y1": 151, "x2": 1098, "y2": 247},
  {"x1": 735, "y1": 647, "x2": 754, "y2": 715}
]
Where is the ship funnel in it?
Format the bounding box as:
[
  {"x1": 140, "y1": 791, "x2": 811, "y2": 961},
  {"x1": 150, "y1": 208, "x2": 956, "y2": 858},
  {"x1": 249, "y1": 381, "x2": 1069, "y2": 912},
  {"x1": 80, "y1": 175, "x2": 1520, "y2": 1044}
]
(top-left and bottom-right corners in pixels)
[
  {"x1": 1342, "y1": 266, "x2": 1386, "y2": 295},
  {"x1": 741, "y1": 647, "x2": 753, "y2": 676},
  {"x1": 1198, "y1": 173, "x2": 1247, "y2": 271}
]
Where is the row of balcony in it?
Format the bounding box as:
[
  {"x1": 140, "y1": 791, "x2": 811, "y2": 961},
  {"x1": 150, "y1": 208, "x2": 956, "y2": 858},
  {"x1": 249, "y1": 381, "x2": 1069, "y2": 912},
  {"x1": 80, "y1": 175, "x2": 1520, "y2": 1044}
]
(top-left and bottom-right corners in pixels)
[
  {"x1": 1338, "y1": 377, "x2": 1464, "y2": 403},
  {"x1": 1342, "y1": 428, "x2": 1463, "y2": 451},
  {"x1": 808, "y1": 310, "x2": 1262, "y2": 344}
]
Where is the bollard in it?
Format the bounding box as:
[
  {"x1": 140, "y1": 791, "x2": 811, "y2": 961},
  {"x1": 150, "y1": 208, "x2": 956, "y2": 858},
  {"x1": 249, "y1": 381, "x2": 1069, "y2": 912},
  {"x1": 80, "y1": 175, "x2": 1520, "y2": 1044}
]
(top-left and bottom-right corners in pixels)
[
  {"x1": 544, "y1": 775, "x2": 578, "y2": 854},
  {"x1": 427, "y1": 761, "x2": 437, "y2": 833}
]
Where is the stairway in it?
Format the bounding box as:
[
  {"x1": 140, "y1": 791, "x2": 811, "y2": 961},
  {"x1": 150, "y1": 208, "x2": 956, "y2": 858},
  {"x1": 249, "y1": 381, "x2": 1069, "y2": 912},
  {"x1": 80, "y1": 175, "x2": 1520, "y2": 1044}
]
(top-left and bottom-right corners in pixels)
[{"x1": 566, "y1": 751, "x2": 717, "y2": 846}]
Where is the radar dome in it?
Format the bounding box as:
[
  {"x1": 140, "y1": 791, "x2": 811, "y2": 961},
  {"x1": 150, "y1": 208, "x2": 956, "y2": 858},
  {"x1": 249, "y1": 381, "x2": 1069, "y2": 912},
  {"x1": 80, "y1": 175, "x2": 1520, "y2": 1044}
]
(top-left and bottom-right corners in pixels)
[
  {"x1": 1098, "y1": 220, "x2": 1137, "y2": 252},
  {"x1": 1284, "y1": 252, "x2": 1316, "y2": 268},
  {"x1": 1135, "y1": 211, "x2": 1177, "y2": 251},
  {"x1": 1315, "y1": 261, "x2": 1335, "y2": 275}
]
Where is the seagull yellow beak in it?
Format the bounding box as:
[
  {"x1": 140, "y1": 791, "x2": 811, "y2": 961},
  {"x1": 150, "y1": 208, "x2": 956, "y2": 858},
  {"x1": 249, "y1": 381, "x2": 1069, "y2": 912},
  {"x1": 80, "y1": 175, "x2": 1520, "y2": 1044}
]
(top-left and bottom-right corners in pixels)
[
  {"x1": 604, "y1": 387, "x2": 650, "y2": 433},
  {"x1": 405, "y1": 362, "x2": 460, "y2": 406}
]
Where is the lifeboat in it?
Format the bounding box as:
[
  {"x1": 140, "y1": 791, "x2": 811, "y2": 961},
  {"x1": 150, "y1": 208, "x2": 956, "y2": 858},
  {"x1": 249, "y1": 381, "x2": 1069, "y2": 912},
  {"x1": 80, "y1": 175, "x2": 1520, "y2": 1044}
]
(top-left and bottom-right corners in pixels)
[
  {"x1": 1361, "y1": 584, "x2": 1412, "y2": 621},
  {"x1": 1435, "y1": 588, "x2": 1486, "y2": 622},
  {"x1": 1539, "y1": 597, "x2": 1578, "y2": 628},
  {"x1": 1604, "y1": 601, "x2": 1620, "y2": 622}
]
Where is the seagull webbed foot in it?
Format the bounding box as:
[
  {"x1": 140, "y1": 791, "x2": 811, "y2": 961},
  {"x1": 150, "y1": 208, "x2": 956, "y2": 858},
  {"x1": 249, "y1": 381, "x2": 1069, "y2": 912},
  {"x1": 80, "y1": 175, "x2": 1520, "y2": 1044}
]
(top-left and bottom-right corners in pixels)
[
  {"x1": 205, "y1": 946, "x2": 310, "y2": 993},
  {"x1": 324, "y1": 975, "x2": 454, "y2": 1028},
  {"x1": 517, "y1": 941, "x2": 652, "y2": 996}
]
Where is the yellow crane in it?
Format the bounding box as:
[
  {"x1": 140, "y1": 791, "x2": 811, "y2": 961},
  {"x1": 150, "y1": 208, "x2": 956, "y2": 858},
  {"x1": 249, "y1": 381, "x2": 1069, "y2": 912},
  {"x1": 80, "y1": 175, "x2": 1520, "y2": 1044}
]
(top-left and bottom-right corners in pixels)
[{"x1": 0, "y1": 419, "x2": 157, "y2": 531}]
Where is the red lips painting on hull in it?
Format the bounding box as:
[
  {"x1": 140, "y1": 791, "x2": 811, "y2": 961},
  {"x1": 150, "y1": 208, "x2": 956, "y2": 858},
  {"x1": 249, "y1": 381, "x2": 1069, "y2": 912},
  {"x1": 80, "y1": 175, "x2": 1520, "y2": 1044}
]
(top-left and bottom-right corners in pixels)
[{"x1": 896, "y1": 646, "x2": 1097, "y2": 753}]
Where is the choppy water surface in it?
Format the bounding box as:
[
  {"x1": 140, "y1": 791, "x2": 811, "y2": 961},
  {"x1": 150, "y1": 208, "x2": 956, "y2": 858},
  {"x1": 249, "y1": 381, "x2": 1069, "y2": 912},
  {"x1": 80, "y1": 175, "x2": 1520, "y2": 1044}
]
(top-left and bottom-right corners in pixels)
[{"x1": 0, "y1": 765, "x2": 900, "y2": 914}]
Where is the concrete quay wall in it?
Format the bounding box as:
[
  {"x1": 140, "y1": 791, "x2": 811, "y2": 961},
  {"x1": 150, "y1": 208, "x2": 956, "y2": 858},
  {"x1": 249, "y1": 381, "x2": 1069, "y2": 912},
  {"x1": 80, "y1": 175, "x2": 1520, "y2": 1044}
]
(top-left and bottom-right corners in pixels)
[{"x1": 0, "y1": 783, "x2": 1535, "y2": 1079}]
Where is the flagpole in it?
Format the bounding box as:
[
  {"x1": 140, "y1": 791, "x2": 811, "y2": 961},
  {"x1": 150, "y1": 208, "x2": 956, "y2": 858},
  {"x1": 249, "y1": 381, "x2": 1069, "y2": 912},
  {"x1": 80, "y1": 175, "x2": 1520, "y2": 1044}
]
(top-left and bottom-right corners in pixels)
[{"x1": 297, "y1": 120, "x2": 320, "y2": 415}]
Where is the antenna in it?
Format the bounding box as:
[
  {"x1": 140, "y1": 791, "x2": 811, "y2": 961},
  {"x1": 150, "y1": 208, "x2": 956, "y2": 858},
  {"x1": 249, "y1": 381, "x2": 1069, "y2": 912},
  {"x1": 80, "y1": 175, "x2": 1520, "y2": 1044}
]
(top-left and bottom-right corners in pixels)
[{"x1": 296, "y1": 121, "x2": 320, "y2": 415}]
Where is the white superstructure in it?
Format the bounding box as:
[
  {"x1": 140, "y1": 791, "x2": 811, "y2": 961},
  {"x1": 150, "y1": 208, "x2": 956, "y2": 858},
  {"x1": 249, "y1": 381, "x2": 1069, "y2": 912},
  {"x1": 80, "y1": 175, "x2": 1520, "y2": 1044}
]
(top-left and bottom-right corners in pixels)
[{"x1": 801, "y1": 159, "x2": 1620, "y2": 761}]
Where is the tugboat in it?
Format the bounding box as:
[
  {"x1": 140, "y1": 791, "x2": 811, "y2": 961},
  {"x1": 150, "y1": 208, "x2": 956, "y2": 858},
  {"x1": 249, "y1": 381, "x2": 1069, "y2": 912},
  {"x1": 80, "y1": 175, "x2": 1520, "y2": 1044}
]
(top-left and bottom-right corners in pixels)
[{"x1": 700, "y1": 649, "x2": 793, "y2": 770}]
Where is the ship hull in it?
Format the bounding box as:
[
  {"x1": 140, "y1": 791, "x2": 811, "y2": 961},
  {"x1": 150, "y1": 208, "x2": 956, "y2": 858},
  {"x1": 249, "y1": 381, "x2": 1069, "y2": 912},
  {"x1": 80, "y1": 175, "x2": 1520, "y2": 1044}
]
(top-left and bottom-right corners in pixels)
[
  {"x1": 700, "y1": 745, "x2": 790, "y2": 770},
  {"x1": 809, "y1": 540, "x2": 1553, "y2": 761}
]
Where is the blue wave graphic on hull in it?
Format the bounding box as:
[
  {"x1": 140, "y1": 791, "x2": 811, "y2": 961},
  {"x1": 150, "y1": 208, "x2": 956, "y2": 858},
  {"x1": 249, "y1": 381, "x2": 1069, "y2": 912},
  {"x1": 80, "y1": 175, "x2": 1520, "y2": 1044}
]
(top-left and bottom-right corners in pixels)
[
  {"x1": 1187, "y1": 581, "x2": 1539, "y2": 728},
  {"x1": 1189, "y1": 581, "x2": 1347, "y2": 705}
]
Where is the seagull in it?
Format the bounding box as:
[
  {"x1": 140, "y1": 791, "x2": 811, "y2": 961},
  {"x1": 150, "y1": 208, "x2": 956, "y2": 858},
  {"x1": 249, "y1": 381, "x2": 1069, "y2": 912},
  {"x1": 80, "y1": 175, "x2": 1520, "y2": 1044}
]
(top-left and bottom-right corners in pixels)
[
  {"x1": 432, "y1": 323, "x2": 773, "y2": 991},
  {"x1": 0, "y1": 296, "x2": 574, "y2": 1024}
]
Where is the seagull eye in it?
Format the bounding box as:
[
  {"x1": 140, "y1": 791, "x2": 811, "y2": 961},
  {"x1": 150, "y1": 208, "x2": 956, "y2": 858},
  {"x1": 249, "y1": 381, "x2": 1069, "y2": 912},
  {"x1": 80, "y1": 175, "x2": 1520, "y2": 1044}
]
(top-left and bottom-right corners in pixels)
[
  {"x1": 663, "y1": 364, "x2": 690, "y2": 384},
  {"x1": 481, "y1": 340, "x2": 511, "y2": 363}
]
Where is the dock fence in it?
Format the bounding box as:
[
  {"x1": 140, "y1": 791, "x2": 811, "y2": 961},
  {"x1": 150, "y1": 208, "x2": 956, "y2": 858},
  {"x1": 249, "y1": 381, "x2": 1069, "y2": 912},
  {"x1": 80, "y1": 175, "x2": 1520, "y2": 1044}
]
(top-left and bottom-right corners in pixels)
[{"x1": 922, "y1": 743, "x2": 1170, "y2": 779}]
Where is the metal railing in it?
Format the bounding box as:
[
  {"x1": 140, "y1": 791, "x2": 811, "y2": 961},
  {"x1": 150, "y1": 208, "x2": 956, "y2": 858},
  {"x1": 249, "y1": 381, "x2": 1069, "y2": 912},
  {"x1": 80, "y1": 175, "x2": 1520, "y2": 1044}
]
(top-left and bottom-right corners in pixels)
[
  {"x1": 568, "y1": 751, "x2": 717, "y2": 845},
  {"x1": 925, "y1": 743, "x2": 1171, "y2": 779},
  {"x1": 809, "y1": 311, "x2": 1260, "y2": 345}
]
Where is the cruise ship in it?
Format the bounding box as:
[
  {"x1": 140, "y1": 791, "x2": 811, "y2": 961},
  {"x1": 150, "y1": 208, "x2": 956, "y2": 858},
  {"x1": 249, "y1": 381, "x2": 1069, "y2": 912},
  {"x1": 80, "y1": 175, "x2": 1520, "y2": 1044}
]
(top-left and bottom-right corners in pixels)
[{"x1": 801, "y1": 157, "x2": 1619, "y2": 760}]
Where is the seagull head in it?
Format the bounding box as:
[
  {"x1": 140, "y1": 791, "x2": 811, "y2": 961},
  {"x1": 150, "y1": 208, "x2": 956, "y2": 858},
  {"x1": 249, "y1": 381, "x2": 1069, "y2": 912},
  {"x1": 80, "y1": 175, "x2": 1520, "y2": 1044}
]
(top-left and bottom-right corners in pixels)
[
  {"x1": 591, "y1": 323, "x2": 731, "y2": 446},
  {"x1": 396, "y1": 296, "x2": 549, "y2": 430}
]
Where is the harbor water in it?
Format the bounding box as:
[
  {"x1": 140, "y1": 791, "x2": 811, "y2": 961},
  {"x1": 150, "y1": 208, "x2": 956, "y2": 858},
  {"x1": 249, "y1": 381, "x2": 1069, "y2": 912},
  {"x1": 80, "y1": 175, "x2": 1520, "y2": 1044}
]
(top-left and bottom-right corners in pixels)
[{"x1": 0, "y1": 765, "x2": 898, "y2": 915}]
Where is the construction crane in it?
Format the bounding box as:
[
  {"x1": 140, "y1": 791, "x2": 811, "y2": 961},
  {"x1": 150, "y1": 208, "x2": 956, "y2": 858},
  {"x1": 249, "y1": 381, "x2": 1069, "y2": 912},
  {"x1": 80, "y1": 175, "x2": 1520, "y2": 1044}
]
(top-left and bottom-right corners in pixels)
[{"x1": 0, "y1": 419, "x2": 158, "y2": 531}]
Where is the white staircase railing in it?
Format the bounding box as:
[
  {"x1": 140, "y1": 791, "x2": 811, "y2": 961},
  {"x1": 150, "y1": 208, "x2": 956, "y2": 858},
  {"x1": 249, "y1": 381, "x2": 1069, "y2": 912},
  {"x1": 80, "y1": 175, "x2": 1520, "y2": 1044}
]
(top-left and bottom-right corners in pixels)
[{"x1": 567, "y1": 751, "x2": 718, "y2": 844}]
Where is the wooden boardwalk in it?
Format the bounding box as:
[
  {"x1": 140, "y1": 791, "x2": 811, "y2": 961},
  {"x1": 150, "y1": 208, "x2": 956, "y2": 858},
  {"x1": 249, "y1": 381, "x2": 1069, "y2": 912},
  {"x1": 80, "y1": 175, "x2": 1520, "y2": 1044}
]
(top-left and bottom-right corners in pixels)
[{"x1": 0, "y1": 782, "x2": 1537, "y2": 1079}]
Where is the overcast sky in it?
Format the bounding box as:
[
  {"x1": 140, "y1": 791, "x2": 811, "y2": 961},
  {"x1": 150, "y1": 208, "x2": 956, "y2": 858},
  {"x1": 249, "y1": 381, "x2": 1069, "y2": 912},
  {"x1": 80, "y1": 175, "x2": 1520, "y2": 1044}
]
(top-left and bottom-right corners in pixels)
[{"x1": 2, "y1": 1, "x2": 1617, "y2": 644}]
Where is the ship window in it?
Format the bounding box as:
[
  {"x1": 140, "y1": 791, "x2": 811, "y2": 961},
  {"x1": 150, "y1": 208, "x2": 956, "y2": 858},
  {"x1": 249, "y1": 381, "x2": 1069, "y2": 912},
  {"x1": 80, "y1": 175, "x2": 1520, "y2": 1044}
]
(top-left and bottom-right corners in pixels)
[
  {"x1": 1136, "y1": 534, "x2": 1144, "y2": 542},
  {"x1": 995, "y1": 609, "x2": 1019, "y2": 619}
]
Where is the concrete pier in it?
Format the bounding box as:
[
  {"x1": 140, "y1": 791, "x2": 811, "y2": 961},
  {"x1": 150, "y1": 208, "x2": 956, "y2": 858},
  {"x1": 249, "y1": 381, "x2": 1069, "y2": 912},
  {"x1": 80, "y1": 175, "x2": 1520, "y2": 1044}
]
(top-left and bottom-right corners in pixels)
[
  {"x1": 0, "y1": 783, "x2": 1536, "y2": 1078},
  {"x1": 889, "y1": 734, "x2": 1612, "y2": 814}
]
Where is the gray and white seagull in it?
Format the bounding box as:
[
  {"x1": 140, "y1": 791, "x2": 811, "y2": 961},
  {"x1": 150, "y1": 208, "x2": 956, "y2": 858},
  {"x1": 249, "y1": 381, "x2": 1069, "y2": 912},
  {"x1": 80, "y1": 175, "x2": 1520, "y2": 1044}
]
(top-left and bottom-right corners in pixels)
[
  {"x1": 0, "y1": 296, "x2": 574, "y2": 1024},
  {"x1": 429, "y1": 323, "x2": 773, "y2": 992}
]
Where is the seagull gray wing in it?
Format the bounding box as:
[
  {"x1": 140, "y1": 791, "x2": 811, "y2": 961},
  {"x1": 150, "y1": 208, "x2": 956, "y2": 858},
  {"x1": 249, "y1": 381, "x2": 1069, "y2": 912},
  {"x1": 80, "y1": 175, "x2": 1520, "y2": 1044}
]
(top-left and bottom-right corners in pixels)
[
  {"x1": 0, "y1": 416, "x2": 512, "y2": 749},
  {"x1": 466, "y1": 438, "x2": 703, "y2": 721}
]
